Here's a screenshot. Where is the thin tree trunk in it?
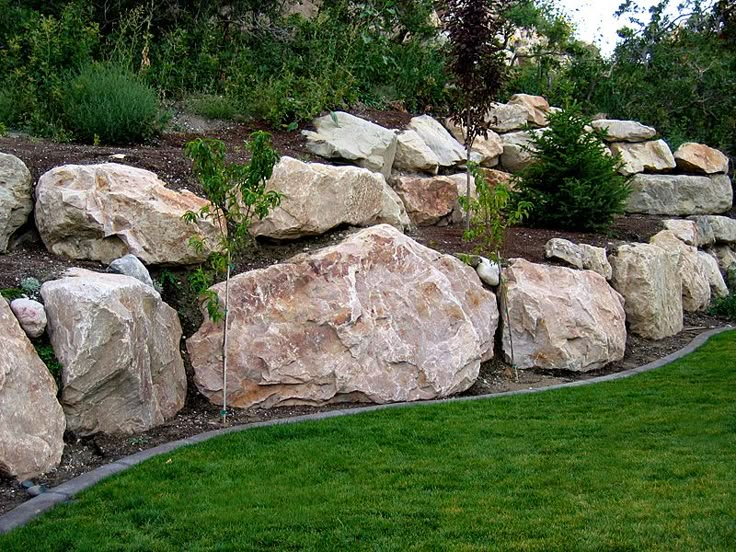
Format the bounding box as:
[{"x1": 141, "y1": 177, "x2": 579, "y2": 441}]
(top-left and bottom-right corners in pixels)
[
  {"x1": 465, "y1": 111, "x2": 472, "y2": 231},
  {"x1": 221, "y1": 249, "x2": 231, "y2": 425}
]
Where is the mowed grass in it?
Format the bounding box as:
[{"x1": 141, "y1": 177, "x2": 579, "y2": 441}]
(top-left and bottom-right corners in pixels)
[{"x1": 2, "y1": 332, "x2": 735, "y2": 551}]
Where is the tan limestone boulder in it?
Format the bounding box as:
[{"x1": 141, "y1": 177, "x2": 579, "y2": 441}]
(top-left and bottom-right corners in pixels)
[
  {"x1": 303, "y1": 112, "x2": 397, "y2": 179},
  {"x1": 610, "y1": 140, "x2": 676, "y2": 175},
  {"x1": 394, "y1": 130, "x2": 440, "y2": 175},
  {"x1": 674, "y1": 143, "x2": 729, "y2": 174},
  {"x1": 500, "y1": 130, "x2": 546, "y2": 173},
  {"x1": 500, "y1": 259, "x2": 626, "y2": 372},
  {"x1": 688, "y1": 215, "x2": 736, "y2": 244},
  {"x1": 508, "y1": 94, "x2": 550, "y2": 127},
  {"x1": 591, "y1": 120, "x2": 656, "y2": 142},
  {"x1": 697, "y1": 251, "x2": 729, "y2": 298},
  {"x1": 407, "y1": 115, "x2": 465, "y2": 168},
  {"x1": 663, "y1": 219, "x2": 701, "y2": 246},
  {"x1": 392, "y1": 175, "x2": 458, "y2": 226},
  {"x1": 609, "y1": 243, "x2": 683, "y2": 340},
  {"x1": 650, "y1": 230, "x2": 711, "y2": 312},
  {"x1": 708, "y1": 245, "x2": 736, "y2": 272},
  {"x1": 0, "y1": 300, "x2": 65, "y2": 479},
  {"x1": 188, "y1": 225, "x2": 499, "y2": 409},
  {"x1": 444, "y1": 119, "x2": 503, "y2": 167},
  {"x1": 250, "y1": 157, "x2": 407, "y2": 240},
  {"x1": 0, "y1": 152, "x2": 33, "y2": 253},
  {"x1": 485, "y1": 103, "x2": 528, "y2": 133},
  {"x1": 35, "y1": 163, "x2": 220, "y2": 265},
  {"x1": 626, "y1": 174, "x2": 733, "y2": 216},
  {"x1": 41, "y1": 269, "x2": 186, "y2": 436},
  {"x1": 544, "y1": 238, "x2": 612, "y2": 280}
]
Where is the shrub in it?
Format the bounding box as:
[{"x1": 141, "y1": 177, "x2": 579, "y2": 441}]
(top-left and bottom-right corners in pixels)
[
  {"x1": 186, "y1": 95, "x2": 239, "y2": 121},
  {"x1": 63, "y1": 62, "x2": 165, "y2": 144},
  {"x1": 709, "y1": 293, "x2": 736, "y2": 322},
  {"x1": 513, "y1": 106, "x2": 631, "y2": 232}
]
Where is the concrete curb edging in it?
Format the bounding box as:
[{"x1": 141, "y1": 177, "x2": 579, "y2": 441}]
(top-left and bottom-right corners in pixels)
[{"x1": 1, "y1": 326, "x2": 732, "y2": 535}]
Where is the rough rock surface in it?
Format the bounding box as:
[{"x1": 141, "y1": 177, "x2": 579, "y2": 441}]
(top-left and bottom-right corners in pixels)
[
  {"x1": 626, "y1": 174, "x2": 733, "y2": 216},
  {"x1": 109, "y1": 254, "x2": 154, "y2": 288},
  {"x1": 35, "y1": 163, "x2": 220, "y2": 265},
  {"x1": 9, "y1": 298, "x2": 47, "y2": 338},
  {"x1": 407, "y1": 115, "x2": 465, "y2": 168},
  {"x1": 610, "y1": 140, "x2": 676, "y2": 175},
  {"x1": 303, "y1": 112, "x2": 397, "y2": 178},
  {"x1": 663, "y1": 219, "x2": 701, "y2": 246},
  {"x1": 393, "y1": 129, "x2": 440, "y2": 175},
  {"x1": 392, "y1": 175, "x2": 458, "y2": 226},
  {"x1": 188, "y1": 225, "x2": 499, "y2": 409},
  {"x1": 251, "y1": 157, "x2": 408, "y2": 239},
  {"x1": 501, "y1": 259, "x2": 626, "y2": 372},
  {"x1": 500, "y1": 130, "x2": 543, "y2": 173},
  {"x1": 0, "y1": 152, "x2": 33, "y2": 253},
  {"x1": 609, "y1": 243, "x2": 683, "y2": 340},
  {"x1": 591, "y1": 119, "x2": 656, "y2": 142},
  {"x1": 674, "y1": 143, "x2": 729, "y2": 174},
  {"x1": 41, "y1": 269, "x2": 187, "y2": 436},
  {"x1": 485, "y1": 103, "x2": 528, "y2": 133},
  {"x1": 708, "y1": 245, "x2": 736, "y2": 272},
  {"x1": 689, "y1": 215, "x2": 736, "y2": 244},
  {"x1": 544, "y1": 238, "x2": 612, "y2": 279},
  {"x1": 508, "y1": 94, "x2": 550, "y2": 127},
  {"x1": 697, "y1": 251, "x2": 729, "y2": 298},
  {"x1": 445, "y1": 119, "x2": 503, "y2": 167},
  {"x1": 0, "y1": 299, "x2": 65, "y2": 479},
  {"x1": 578, "y1": 244, "x2": 613, "y2": 280},
  {"x1": 650, "y1": 230, "x2": 711, "y2": 312}
]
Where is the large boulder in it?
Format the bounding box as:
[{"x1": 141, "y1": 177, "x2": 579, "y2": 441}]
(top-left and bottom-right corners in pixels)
[
  {"x1": 485, "y1": 102, "x2": 528, "y2": 133},
  {"x1": 609, "y1": 243, "x2": 683, "y2": 340},
  {"x1": 500, "y1": 259, "x2": 626, "y2": 372},
  {"x1": 250, "y1": 157, "x2": 408, "y2": 240},
  {"x1": 41, "y1": 269, "x2": 186, "y2": 436},
  {"x1": 9, "y1": 298, "x2": 47, "y2": 338},
  {"x1": 392, "y1": 175, "x2": 458, "y2": 226},
  {"x1": 626, "y1": 173, "x2": 733, "y2": 216},
  {"x1": 674, "y1": 143, "x2": 729, "y2": 175},
  {"x1": 188, "y1": 225, "x2": 499, "y2": 409},
  {"x1": 407, "y1": 115, "x2": 465, "y2": 168},
  {"x1": 0, "y1": 299, "x2": 65, "y2": 479},
  {"x1": 394, "y1": 129, "x2": 440, "y2": 175},
  {"x1": 650, "y1": 230, "x2": 711, "y2": 312},
  {"x1": 688, "y1": 215, "x2": 736, "y2": 244},
  {"x1": 591, "y1": 120, "x2": 656, "y2": 142},
  {"x1": 0, "y1": 152, "x2": 33, "y2": 253},
  {"x1": 610, "y1": 140, "x2": 676, "y2": 175},
  {"x1": 444, "y1": 119, "x2": 503, "y2": 167},
  {"x1": 500, "y1": 130, "x2": 545, "y2": 173},
  {"x1": 35, "y1": 163, "x2": 220, "y2": 265},
  {"x1": 508, "y1": 94, "x2": 550, "y2": 127},
  {"x1": 303, "y1": 112, "x2": 397, "y2": 179}
]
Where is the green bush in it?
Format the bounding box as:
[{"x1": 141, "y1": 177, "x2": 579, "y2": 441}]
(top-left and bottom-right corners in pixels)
[
  {"x1": 709, "y1": 293, "x2": 736, "y2": 322},
  {"x1": 185, "y1": 95, "x2": 239, "y2": 121},
  {"x1": 63, "y1": 63, "x2": 165, "y2": 144},
  {"x1": 513, "y1": 107, "x2": 631, "y2": 232}
]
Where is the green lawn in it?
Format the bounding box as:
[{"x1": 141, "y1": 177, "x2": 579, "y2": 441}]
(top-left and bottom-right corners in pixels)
[{"x1": 2, "y1": 332, "x2": 735, "y2": 551}]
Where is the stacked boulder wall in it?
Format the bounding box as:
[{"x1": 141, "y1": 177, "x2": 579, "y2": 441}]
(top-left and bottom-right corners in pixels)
[
  {"x1": 41, "y1": 269, "x2": 186, "y2": 436},
  {"x1": 0, "y1": 152, "x2": 33, "y2": 253},
  {"x1": 188, "y1": 225, "x2": 499, "y2": 409},
  {"x1": 0, "y1": 299, "x2": 65, "y2": 479},
  {"x1": 625, "y1": 174, "x2": 733, "y2": 216},
  {"x1": 500, "y1": 259, "x2": 626, "y2": 372},
  {"x1": 35, "y1": 163, "x2": 221, "y2": 265},
  {"x1": 250, "y1": 157, "x2": 408, "y2": 239},
  {"x1": 609, "y1": 243, "x2": 683, "y2": 340}
]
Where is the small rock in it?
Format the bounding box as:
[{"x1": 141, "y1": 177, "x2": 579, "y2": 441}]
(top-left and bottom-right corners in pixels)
[
  {"x1": 476, "y1": 257, "x2": 501, "y2": 287},
  {"x1": 109, "y1": 254, "x2": 155, "y2": 288},
  {"x1": 9, "y1": 298, "x2": 47, "y2": 338}
]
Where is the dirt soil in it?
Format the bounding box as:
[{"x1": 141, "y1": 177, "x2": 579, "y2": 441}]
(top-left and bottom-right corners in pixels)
[{"x1": 0, "y1": 119, "x2": 733, "y2": 516}]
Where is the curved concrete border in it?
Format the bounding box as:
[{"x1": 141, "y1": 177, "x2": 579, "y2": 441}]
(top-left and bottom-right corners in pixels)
[{"x1": 1, "y1": 326, "x2": 732, "y2": 535}]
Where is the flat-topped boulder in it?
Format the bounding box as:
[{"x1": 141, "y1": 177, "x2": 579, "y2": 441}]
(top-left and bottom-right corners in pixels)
[
  {"x1": 609, "y1": 243, "x2": 683, "y2": 340},
  {"x1": 392, "y1": 175, "x2": 458, "y2": 226},
  {"x1": 0, "y1": 299, "x2": 65, "y2": 479},
  {"x1": 250, "y1": 157, "x2": 409, "y2": 240},
  {"x1": 42, "y1": 269, "x2": 187, "y2": 436},
  {"x1": 35, "y1": 163, "x2": 221, "y2": 265},
  {"x1": 188, "y1": 225, "x2": 499, "y2": 409},
  {"x1": 303, "y1": 112, "x2": 397, "y2": 179},
  {"x1": 591, "y1": 119, "x2": 656, "y2": 142},
  {"x1": 501, "y1": 259, "x2": 626, "y2": 372},
  {"x1": 407, "y1": 115, "x2": 465, "y2": 168},
  {"x1": 0, "y1": 152, "x2": 32, "y2": 253},
  {"x1": 610, "y1": 140, "x2": 676, "y2": 175},
  {"x1": 394, "y1": 129, "x2": 440, "y2": 175},
  {"x1": 508, "y1": 94, "x2": 550, "y2": 127},
  {"x1": 626, "y1": 173, "x2": 733, "y2": 216},
  {"x1": 485, "y1": 102, "x2": 528, "y2": 133},
  {"x1": 674, "y1": 143, "x2": 729, "y2": 174}
]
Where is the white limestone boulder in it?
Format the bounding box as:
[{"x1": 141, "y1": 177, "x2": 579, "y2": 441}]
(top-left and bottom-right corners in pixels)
[
  {"x1": 591, "y1": 120, "x2": 656, "y2": 142},
  {"x1": 35, "y1": 163, "x2": 221, "y2": 265},
  {"x1": 0, "y1": 152, "x2": 33, "y2": 253},
  {"x1": 0, "y1": 299, "x2": 65, "y2": 479},
  {"x1": 188, "y1": 225, "x2": 499, "y2": 409},
  {"x1": 610, "y1": 140, "x2": 676, "y2": 175},
  {"x1": 108, "y1": 254, "x2": 154, "y2": 288},
  {"x1": 626, "y1": 174, "x2": 733, "y2": 216},
  {"x1": 41, "y1": 269, "x2": 187, "y2": 436},
  {"x1": 407, "y1": 115, "x2": 466, "y2": 168},
  {"x1": 500, "y1": 129, "x2": 545, "y2": 173},
  {"x1": 500, "y1": 259, "x2": 626, "y2": 372},
  {"x1": 393, "y1": 129, "x2": 440, "y2": 175}
]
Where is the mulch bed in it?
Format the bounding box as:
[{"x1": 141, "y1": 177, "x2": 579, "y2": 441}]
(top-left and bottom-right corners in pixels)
[{"x1": 0, "y1": 121, "x2": 732, "y2": 516}]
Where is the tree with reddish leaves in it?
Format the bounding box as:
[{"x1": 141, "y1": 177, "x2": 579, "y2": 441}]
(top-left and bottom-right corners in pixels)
[{"x1": 443, "y1": 0, "x2": 517, "y2": 228}]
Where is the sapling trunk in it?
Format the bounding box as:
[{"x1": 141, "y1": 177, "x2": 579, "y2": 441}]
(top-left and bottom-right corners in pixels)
[
  {"x1": 465, "y1": 110, "x2": 472, "y2": 231},
  {"x1": 221, "y1": 249, "x2": 231, "y2": 425}
]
